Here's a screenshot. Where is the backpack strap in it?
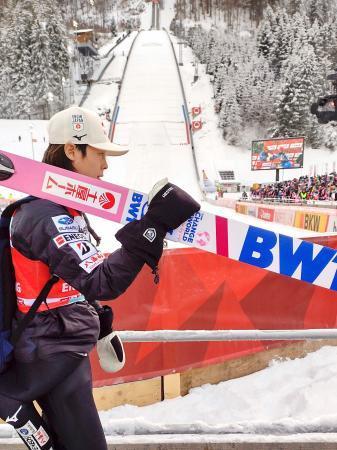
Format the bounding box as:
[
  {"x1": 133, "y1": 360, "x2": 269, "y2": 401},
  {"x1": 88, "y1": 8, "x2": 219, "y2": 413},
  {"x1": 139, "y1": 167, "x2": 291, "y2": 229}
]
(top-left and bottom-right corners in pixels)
[
  {"x1": 1, "y1": 195, "x2": 39, "y2": 219},
  {"x1": 2, "y1": 196, "x2": 59, "y2": 345},
  {"x1": 10, "y1": 274, "x2": 59, "y2": 346}
]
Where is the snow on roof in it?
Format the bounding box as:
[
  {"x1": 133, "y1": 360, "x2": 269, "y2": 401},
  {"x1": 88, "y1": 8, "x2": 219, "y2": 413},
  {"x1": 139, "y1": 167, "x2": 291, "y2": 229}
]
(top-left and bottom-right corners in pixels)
[{"x1": 74, "y1": 29, "x2": 94, "y2": 34}]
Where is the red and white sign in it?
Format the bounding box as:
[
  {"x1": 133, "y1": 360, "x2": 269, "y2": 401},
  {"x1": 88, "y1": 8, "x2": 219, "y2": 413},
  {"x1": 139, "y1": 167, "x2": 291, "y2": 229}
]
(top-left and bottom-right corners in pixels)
[
  {"x1": 192, "y1": 106, "x2": 201, "y2": 117},
  {"x1": 192, "y1": 120, "x2": 202, "y2": 131},
  {"x1": 43, "y1": 171, "x2": 121, "y2": 216},
  {"x1": 257, "y1": 207, "x2": 275, "y2": 222}
]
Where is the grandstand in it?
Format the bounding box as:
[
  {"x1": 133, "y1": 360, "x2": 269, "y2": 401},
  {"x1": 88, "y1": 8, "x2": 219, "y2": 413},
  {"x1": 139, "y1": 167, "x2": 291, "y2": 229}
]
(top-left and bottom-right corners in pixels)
[{"x1": 250, "y1": 172, "x2": 337, "y2": 203}]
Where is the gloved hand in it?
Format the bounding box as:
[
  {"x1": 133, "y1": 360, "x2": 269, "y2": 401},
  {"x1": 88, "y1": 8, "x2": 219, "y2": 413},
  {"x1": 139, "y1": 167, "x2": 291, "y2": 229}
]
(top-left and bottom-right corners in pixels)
[
  {"x1": 97, "y1": 331, "x2": 126, "y2": 373},
  {"x1": 115, "y1": 180, "x2": 200, "y2": 273},
  {"x1": 93, "y1": 303, "x2": 126, "y2": 373},
  {"x1": 146, "y1": 180, "x2": 200, "y2": 231},
  {"x1": 148, "y1": 177, "x2": 168, "y2": 204},
  {"x1": 96, "y1": 304, "x2": 113, "y2": 340}
]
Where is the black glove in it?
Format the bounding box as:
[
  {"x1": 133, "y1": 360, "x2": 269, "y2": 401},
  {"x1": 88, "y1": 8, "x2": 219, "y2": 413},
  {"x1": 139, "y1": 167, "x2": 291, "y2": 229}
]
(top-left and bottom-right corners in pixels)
[
  {"x1": 115, "y1": 182, "x2": 200, "y2": 274},
  {"x1": 147, "y1": 182, "x2": 200, "y2": 230},
  {"x1": 92, "y1": 302, "x2": 114, "y2": 340}
]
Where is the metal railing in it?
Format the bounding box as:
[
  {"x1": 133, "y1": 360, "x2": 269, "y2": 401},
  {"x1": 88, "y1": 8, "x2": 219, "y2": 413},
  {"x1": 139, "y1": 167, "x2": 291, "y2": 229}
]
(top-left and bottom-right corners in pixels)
[{"x1": 118, "y1": 329, "x2": 337, "y2": 342}]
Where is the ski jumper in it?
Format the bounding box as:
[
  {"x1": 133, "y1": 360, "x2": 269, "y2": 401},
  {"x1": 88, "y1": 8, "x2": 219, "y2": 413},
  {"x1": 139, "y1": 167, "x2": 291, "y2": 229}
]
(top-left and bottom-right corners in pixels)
[{"x1": 0, "y1": 198, "x2": 144, "y2": 450}]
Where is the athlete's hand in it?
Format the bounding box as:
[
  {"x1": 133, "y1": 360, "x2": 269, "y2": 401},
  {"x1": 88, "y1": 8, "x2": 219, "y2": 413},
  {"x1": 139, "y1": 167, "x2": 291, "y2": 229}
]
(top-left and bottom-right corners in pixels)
[
  {"x1": 146, "y1": 181, "x2": 201, "y2": 231},
  {"x1": 115, "y1": 182, "x2": 200, "y2": 271},
  {"x1": 97, "y1": 331, "x2": 126, "y2": 373},
  {"x1": 96, "y1": 304, "x2": 113, "y2": 340}
]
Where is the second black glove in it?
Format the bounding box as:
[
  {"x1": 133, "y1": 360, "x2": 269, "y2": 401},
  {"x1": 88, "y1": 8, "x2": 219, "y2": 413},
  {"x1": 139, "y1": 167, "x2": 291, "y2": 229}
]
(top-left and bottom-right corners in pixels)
[{"x1": 115, "y1": 182, "x2": 200, "y2": 273}]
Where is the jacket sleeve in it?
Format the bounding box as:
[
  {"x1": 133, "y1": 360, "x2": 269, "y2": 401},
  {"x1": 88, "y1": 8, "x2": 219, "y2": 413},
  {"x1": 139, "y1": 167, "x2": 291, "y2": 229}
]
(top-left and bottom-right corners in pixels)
[{"x1": 10, "y1": 200, "x2": 145, "y2": 302}]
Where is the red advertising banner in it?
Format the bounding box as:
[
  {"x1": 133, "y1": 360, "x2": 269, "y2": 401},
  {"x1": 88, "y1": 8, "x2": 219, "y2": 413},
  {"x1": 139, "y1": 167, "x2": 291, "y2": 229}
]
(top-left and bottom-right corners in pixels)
[
  {"x1": 251, "y1": 137, "x2": 304, "y2": 171},
  {"x1": 92, "y1": 243, "x2": 337, "y2": 388}
]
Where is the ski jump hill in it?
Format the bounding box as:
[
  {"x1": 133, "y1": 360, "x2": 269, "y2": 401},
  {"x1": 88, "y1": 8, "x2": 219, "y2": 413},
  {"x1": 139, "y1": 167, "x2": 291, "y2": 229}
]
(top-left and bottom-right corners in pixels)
[
  {"x1": 108, "y1": 29, "x2": 200, "y2": 198},
  {"x1": 1, "y1": 27, "x2": 337, "y2": 417}
]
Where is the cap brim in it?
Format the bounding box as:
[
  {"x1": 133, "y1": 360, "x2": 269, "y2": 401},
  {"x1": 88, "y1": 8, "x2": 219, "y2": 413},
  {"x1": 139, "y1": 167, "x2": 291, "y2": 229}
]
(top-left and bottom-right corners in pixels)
[{"x1": 90, "y1": 142, "x2": 129, "y2": 156}]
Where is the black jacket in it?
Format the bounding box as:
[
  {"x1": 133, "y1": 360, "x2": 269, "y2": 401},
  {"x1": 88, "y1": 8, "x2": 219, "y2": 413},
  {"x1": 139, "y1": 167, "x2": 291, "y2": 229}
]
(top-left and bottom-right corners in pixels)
[{"x1": 10, "y1": 199, "x2": 144, "y2": 362}]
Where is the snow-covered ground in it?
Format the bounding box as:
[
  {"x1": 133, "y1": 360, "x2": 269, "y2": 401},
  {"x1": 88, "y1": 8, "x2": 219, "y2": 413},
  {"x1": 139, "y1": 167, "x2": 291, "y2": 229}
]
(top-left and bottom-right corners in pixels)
[
  {"x1": 102, "y1": 345, "x2": 337, "y2": 438},
  {"x1": 2, "y1": 346, "x2": 337, "y2": 441}
]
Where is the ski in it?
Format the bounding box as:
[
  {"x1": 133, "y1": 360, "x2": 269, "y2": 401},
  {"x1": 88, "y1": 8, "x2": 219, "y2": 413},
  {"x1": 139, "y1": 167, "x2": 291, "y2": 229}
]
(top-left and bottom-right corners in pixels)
[{"x1": 1, "y1": 149, "x2": 337, "y2": 293}]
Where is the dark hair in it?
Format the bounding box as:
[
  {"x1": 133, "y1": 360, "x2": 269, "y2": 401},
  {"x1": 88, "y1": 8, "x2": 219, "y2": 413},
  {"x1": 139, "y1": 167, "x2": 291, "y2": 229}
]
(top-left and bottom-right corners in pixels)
[{"x1": 42, "y1": 144, "x2": 87, "y2": 171}]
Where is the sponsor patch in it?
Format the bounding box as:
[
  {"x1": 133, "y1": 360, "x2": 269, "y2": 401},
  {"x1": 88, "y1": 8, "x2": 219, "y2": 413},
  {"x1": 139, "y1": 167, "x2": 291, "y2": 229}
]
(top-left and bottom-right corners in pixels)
[
  {"x1": 52, "y1": 215, "x2": 80, "y2": 233},
  {"x1": 33, "y1": 426, "x2": 49, "y2": 446},
  {"x1": 80, "y1": 252, "x2": 105, "y2": 273},
  {"x1": 72, "y1": 114, "x2": 84, "y2": 131},
  {"x1": 73, "y1": 215, "x2": 88, "y2": 232},
  {"x1": 6, "y1": 405, "x2": 22, "y2": 423},
  {"x1": 53, "y1": 232, "x2": 87, "y2": 248},
  {"x1": 18, "y1": 421, "x2": 37, "y2": 437},
  {"x1": 22, "y1": 435, "x2": 40, "y2": 450},
  {"x1": 143, "y1": 228, "x2": 156, "y2": 242},
  {"x1": 69, "y1": 241, "x2": 98, "y2": 260}
]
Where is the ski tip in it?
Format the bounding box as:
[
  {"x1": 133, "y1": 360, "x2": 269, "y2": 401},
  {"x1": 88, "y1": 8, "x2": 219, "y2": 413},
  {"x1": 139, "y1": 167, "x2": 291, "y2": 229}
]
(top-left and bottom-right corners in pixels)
[{"x1": 0, "y1": 153, "x2": 15, "y2": 181}]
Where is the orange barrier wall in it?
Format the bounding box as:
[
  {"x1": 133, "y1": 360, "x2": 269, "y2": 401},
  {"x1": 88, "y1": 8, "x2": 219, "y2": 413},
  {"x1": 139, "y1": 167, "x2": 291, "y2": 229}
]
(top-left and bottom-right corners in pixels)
[{"x1": 92, "y1": 236, "x2": 337, "y2": 387}]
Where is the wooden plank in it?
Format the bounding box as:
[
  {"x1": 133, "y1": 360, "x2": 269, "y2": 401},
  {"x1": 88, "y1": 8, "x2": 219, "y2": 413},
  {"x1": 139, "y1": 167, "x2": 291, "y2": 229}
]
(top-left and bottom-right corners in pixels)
[
  {"x1": 162, "y1": 373, "x2": 181, "y2": 400},
  {"x1": 93, "y1": 377, "x2": 162, "y2": 410}
]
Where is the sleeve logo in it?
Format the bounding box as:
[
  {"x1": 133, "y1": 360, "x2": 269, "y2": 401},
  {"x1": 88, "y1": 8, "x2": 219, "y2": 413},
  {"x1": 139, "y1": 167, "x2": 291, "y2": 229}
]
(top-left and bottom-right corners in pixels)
[
  {"x1": 79, "y1": 252, "x2": 105, "y2": 273},
  {"x1": 143, "y1": 228, "x2": 156, "y2": 242},
  {"x1": 52, "y1": 215, "x2": 80, "y2": 233},
  {"x1": 69, "y1": 241, "x2": 98, "y2": 261}
]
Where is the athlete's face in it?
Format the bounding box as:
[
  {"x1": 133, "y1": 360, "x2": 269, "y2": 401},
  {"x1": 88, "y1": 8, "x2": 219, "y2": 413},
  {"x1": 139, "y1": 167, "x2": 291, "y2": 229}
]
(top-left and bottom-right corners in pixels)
[{"x1": 65, "y1": 144, "x2": 108, "y2": 179}]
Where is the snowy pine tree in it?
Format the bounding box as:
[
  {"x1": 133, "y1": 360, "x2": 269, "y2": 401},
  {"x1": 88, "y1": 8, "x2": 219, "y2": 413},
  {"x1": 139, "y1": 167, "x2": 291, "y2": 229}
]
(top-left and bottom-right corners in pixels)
[
  {"x1": 219, "y1": 85, "x2": 243, "y2": 145},
  {"x1": 305, "y1": 0, "x2": 332, "y2": 25},
  {"x1": 41, "y1": 0, "x2": 69, "y2": 111},
  {"x1": 256, "y1": 5, "x2": 276, "y2": 59},
  {"x1": 0, "y1": 0, "x2": 69, "y2": 119},
  {"x1": 272, "y1": 43, "x2": 322, "y2": 145},
  {"x1": 6, "y1": 0, "x2": 36, "y2": 118},
  {"x1": 321, "y1": 123, "x2": 337, "y2": 150}
]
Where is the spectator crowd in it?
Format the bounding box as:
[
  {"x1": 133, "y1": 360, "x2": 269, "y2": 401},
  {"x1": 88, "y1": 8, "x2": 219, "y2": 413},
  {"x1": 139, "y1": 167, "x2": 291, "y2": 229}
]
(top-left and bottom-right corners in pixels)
[{"x1": 250, "y1": 173, "x2": 337, "y2": 202}]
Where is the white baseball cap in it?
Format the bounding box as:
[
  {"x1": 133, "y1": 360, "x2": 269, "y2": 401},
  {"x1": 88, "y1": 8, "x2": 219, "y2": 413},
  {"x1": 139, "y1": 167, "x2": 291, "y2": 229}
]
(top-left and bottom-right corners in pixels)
[{"x1": 48, "y1": 106, "x2": 128, "y2": 156}]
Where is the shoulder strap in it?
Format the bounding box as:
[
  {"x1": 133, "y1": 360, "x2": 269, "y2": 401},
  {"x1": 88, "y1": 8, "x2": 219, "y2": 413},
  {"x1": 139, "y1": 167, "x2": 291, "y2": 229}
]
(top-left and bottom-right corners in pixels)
[
  {"x1": 2, "y1": 196, "x2": 59, "y2": 345},
  {"x1": 10, "y1": 275, "x2": 59, "y2": 346},
  {"x1": 2, "y1": 196, "x2": 38, "y2": 219}
]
